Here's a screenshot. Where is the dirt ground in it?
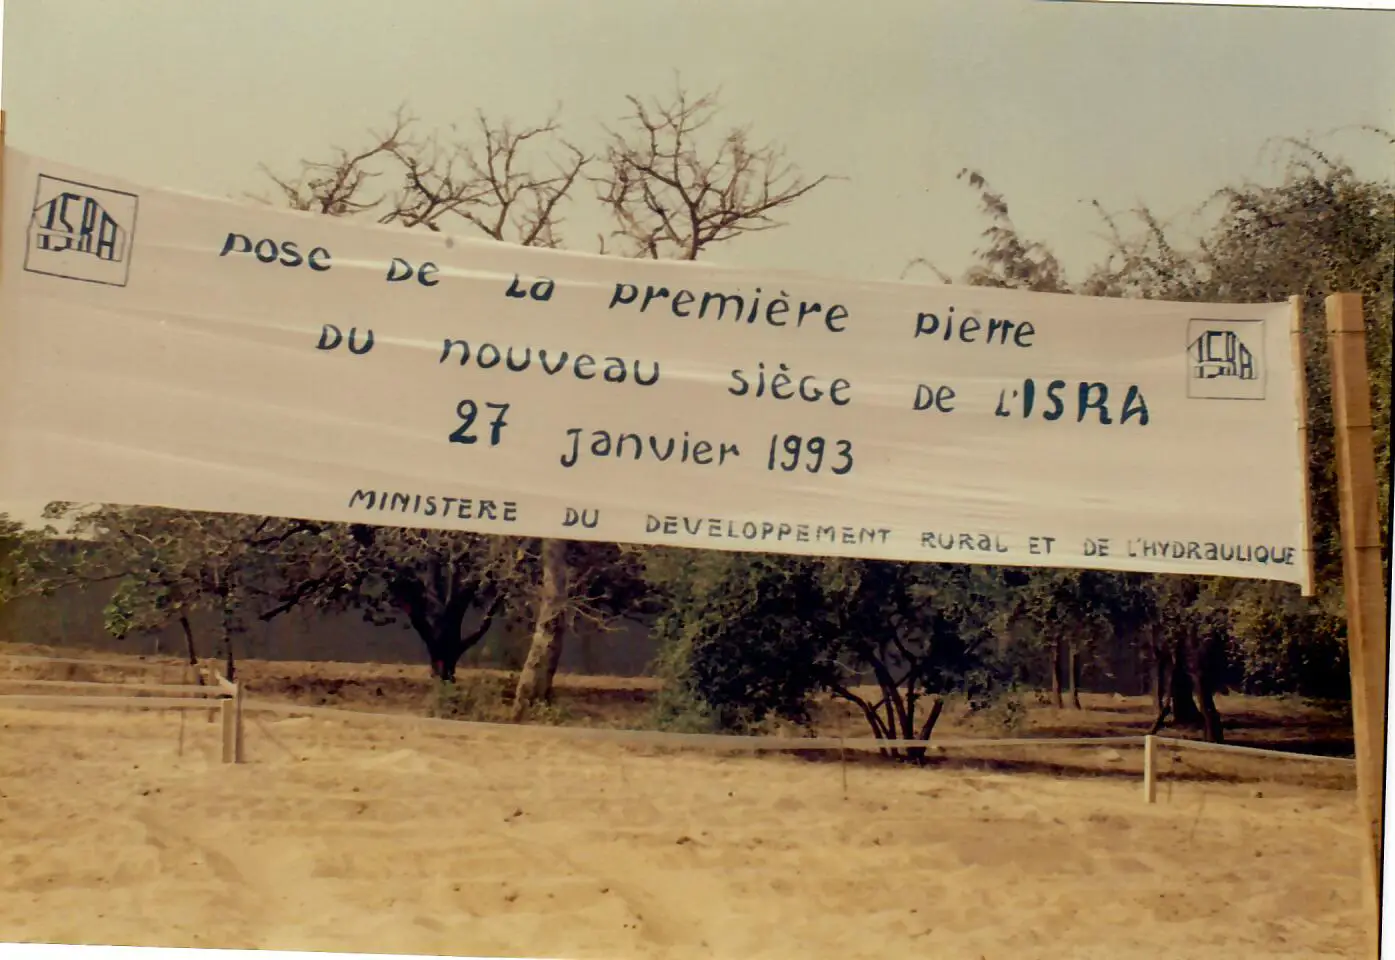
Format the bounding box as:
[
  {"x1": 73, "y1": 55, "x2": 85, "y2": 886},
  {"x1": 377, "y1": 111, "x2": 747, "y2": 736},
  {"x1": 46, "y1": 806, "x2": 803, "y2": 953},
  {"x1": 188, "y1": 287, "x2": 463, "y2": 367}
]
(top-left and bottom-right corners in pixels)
[{"x1": 0, "y1": 644, "x2": 1370, "y2": 959}]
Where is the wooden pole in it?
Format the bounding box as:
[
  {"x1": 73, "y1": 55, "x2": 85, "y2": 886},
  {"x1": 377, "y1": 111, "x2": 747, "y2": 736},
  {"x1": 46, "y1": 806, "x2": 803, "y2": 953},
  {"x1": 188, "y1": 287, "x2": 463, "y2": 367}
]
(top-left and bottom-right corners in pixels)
[
  {"x1": 839, "y1": 736, "x2": 849, "y2": 800},
  {"x1": 1324, "y1": 292, "x2": 1388, "y2": 954},
  {"x1": 234, "y1": 682, "x2": 245, "y2": 764},
  {"x1": 220, "y1": 696, "x2": 236, "y2": 764},
  {"x1": 1142, "y1": 735, "x2": 1157, "y2": 804},
  {"x1": 1290, "y1": 296, "x2": 1317, "y2": 598},
  {"x1": 1, "y1": 110, "x2": 7, "y2": 286}
]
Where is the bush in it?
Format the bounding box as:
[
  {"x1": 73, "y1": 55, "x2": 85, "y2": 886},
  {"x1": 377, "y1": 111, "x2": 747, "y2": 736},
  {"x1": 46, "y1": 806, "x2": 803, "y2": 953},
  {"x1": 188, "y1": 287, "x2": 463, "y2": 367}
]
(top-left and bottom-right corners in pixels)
[
  {"x1": 428, "y1": 672, "x2": 574, "y2": 726},
  {"x1": 429, "y1": 673, "x2": 513, "y2": 722}
]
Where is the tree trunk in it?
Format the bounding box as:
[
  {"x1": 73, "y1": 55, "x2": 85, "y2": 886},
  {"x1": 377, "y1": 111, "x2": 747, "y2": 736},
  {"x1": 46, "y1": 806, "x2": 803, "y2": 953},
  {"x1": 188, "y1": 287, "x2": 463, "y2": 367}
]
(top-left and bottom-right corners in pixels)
[
  {"x1": 920, "y1": 696, "x2": 945, "y2": 740},
  {"x1": 1148, "y1": 651, "x2": 1171, "y2": 734},
  {"x1": 180, "y1": 615, "x2": 203, "y2": 685},
  {"x1": 1196, "y1": 676, "x2": 1224, "y2": 744},
  {"x1": 401, "y1": 583, "x2": 502, "y2": 686},
  {"x1": 1151, "y1": 649, "x2": 1166, "y2": 715},
  {"x1": 223, "y1": 630, "x2": 236, "y2": 683},
  {"x1": 1049, "y1": 638, "x2": 1064, "y2": 708},
  {"x1": 513, "y1": 538, "x2": 569, "y2": 718},
  {"x1": 1168, "y1": 654, "x2": 1204, "y2": 726},
  {"x1": 1068, "y1": 646, "x2": 1082, "y2": 710},
  {"x1": 1191, "y1": 637, "x2": 1225, "y2": 744},
  {"x1": 428, "y1": 635, "x2": 466, "y2": 684},
  {"x1": 903, "y1": 696, "x2": 946, "y2": 765},
  {"x1": 424, "y1": 618, "x2": 474, "y2": 684},
  {"x1": 1149, "y1": 648, "x2": 1208, "y2": 735}
]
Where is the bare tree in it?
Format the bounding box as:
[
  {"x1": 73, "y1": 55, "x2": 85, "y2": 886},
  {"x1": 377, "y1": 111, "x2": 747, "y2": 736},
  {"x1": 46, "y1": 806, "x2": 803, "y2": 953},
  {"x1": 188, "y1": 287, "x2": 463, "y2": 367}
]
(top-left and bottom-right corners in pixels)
[
  {"x1": 510, "y1": 82, "x2": 839, "y2": 717},
  {"x1": 381, "y1": 109, "x2": 588, "y2": 245},
  {"x1": 256, "y1": 108, "x2": 410, "y2": 218},
  {"x1": 259, "y1": 104, "x2": 589, "y2": 245},
  {"x1": 592, "y1": 82, "x2": 833, "y2": 261}
]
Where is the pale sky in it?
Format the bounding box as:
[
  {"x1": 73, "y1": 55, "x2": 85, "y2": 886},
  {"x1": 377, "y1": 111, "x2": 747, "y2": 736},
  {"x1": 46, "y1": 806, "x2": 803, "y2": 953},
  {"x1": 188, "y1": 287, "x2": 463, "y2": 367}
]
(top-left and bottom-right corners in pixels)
[{"x1": 3, "y1": 0, "x2": 1393, "y2": 286}]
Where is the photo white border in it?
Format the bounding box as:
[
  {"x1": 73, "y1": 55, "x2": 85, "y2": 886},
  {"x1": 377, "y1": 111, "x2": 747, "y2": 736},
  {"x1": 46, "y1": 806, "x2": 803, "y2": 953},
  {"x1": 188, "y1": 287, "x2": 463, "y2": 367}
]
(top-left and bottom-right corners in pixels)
[{"x1": 0, "y1": 2, "x2": 1389, "y2": 960}]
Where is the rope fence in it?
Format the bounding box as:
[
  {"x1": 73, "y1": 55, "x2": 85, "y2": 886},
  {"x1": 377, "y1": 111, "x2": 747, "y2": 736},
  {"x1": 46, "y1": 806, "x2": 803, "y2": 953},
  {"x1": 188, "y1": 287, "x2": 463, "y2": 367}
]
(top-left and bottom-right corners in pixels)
[
  {"x1": 0, "y1": 654, "x2": 180, "y2": 670},
  {"x1": 0, "y1": 652, "x2": 1356, "y2": 797},
  {"x1": 0, "y1": 653, "x2": 244, "y2": 764},
  {"x1": 242, "y1": 699, "x2": 1150, "y2": 753}
]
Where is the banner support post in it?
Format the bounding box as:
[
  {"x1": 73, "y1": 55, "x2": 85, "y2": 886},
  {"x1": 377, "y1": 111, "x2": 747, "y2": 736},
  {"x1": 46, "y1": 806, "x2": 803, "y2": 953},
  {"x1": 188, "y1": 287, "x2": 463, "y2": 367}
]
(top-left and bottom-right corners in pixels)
[
  {"x1": 1324, "y1": 292, "x2": 1388, "y2": 958},
  {"x1": 1, "y1": 110, "x2": 7, "y2": 284},
  {"x1": 1290, "y1": 295, "x2": 1316, "y2": 598}
]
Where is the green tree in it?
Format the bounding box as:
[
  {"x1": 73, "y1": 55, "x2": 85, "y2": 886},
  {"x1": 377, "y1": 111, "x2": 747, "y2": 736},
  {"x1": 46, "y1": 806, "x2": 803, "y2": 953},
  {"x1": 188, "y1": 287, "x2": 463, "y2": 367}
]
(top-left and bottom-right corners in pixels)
[
  {"x1": 645, "y1": 550, "x2": 841, "y2": 730},
  {"x1": 1004, "y1": 569, "x2": 1118, "y2": 710},
  {"x1": 909, "y1": 170, "x2": 1163, "y2": 717},
  {"x1": 0, "y1": 513, "x2": 23, "y2": 608},
  {"x1": 251, "y1": 521, "x2": 525, "y2": 682},
  {"x1": 647, "y1": 550, "x2": 1013, "y2": 760},
  {"x1": 1080, "y1": 136, "x2": 1392, "y2": 702},
  {"x1": 20, "y1": 503, "x2": 522, "y2": 684},
  {"x1": 906, "y1": 135, "x2": 1392, "y2": 735},
  {"x1": 17, "y1": 504, "x2": 286, "y2": 678}
]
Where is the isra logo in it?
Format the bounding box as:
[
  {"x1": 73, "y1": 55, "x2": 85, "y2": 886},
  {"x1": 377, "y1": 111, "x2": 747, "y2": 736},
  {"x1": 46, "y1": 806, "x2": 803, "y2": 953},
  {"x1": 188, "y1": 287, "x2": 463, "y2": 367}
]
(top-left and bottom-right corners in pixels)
[
  {"x1": 24, "y1": 174, "x2": 139, "y2": 287},
  {"x1": 1186, "y1": 318, "x2": 1266, "y2": 401}
]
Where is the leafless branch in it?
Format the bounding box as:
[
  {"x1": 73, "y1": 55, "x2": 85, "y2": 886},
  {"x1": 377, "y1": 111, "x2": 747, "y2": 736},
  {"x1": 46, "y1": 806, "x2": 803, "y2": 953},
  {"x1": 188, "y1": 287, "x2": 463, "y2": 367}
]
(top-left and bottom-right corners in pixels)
[
  {"x1": 592, "y1": 79, "x2": 837, "y2": 260},
  {"x1": 252, "y1": 105, "x2": 415, "y2": 217},
  {"x1": 256, "y1": 104, "x2": 591, "y2": 247},
  {"x1": 379, "y1": 108, "x2": 590, "y2": 246}
]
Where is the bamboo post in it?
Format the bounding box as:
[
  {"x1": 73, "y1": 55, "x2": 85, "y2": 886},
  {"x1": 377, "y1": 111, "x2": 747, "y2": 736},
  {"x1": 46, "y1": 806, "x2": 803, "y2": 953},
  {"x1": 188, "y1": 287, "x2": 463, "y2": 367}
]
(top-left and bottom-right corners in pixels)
[
  {"x1": 1324, "y1": 292, "x2": 1388, "y2": 956},
  {"x1": 1143, "y1": 735, "x2": 1157, "y2": 805},
  {"x1": 1289, "y1": 296, "x2": 1317, "y2": 597}
]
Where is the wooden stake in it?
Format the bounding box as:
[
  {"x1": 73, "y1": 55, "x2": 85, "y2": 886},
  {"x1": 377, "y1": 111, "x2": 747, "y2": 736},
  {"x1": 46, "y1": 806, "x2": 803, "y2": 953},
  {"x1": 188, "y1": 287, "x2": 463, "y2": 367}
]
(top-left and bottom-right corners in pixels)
[
  {"x1": 1324, "y1": 292, "x2": 1388, "y2": 955},
  {"x1": 1143, "y1": 734, "x2": 1157, "y2": 805},
  {"x1": 839, "y1": 736, "x2": 849, "y2": 800},
  {"x1": 1290, "y1": 296, "x2": 1317, "y2": 597},
  {"x1": 221, "y1": 696, "x2": 236, "y2": 764},
  {"x1": 234, "y1": 683, "x2": 245, "y2": 764}
]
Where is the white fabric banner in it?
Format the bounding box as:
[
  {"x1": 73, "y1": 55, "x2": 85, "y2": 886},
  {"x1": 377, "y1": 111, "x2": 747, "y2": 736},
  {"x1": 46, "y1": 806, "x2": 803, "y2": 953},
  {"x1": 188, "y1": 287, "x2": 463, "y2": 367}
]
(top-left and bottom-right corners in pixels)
[{"x1": 0, "y1": 147, "x2": 1311, "y2": 588}]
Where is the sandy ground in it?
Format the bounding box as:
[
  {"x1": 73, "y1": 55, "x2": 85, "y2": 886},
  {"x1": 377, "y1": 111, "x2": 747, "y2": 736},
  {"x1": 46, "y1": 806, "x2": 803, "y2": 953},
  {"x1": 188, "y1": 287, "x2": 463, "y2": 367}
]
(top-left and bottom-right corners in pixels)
[{"x1": 0, "y1": 699, "x2": 1368, "y2": 960}]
